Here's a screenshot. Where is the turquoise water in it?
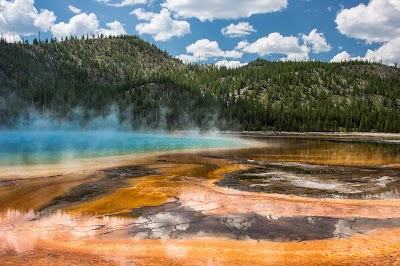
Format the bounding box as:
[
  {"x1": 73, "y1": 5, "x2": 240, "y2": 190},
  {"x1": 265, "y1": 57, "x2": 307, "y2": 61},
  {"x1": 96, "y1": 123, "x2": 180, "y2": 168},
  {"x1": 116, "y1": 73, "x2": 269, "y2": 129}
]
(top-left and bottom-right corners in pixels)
[{"x1": 0, "y1": 131, "x2": 245, "y2": 166}]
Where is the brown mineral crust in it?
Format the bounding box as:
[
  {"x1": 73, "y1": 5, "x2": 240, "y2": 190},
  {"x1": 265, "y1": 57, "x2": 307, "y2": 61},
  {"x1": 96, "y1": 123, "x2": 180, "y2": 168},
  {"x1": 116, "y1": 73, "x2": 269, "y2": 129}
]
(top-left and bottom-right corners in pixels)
[
  {"x1": 2, "y1": 228, "x2": 399, "y2": 265},
  {"x1": 183, "y1": 183, "x2": 400, "y2": 219}
]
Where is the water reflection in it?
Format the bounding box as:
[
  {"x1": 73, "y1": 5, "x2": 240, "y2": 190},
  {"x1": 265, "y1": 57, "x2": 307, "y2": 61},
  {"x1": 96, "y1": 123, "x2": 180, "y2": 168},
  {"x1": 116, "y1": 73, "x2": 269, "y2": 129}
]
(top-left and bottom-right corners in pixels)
[
  {"x1": 206, "y1": 138, "x2": 400, "y2": 167},
  {"x1": 217, "y1": 161, "x2": 400, "y2": 199},
  {"x1": 210, "y1": 138, "x2": 400, "y2": 199}
]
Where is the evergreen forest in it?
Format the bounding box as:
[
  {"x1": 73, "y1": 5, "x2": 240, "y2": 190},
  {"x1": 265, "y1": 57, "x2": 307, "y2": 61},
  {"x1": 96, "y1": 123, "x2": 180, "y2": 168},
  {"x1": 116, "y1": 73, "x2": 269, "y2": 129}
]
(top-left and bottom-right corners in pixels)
[{"x1": 1, "y1": 35, "x2": 400, "y2": 132}]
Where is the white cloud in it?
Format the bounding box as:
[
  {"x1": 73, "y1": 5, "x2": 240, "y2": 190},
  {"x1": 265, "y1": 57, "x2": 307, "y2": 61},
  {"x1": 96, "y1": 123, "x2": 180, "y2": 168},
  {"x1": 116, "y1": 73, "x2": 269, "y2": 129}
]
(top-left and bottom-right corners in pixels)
[
  {"x1": 243, "y1": 32, "x2": 309, "y2": 61},
  {"x1": 93, "y1": 0, "x2": 111, "y2": 3},
  {"x1": 100, "y1": 20, "x2": 127, "y2": 37},
  {"x1": 162, "y1": 0, "x2": 288, "y2": 21},
  {"x1": 188, "y1": 39, "x2": 223, "y2": 58},
  {"x1": 0, "y1": 33, "x2": 22, "y2": 43},
  {"x1": 34, "y1": 9, "x2": 56, "y2": 32},
  {"x1": 335, "y1": 0, "x2": 400, "y2": 66},
  {"x1": 131, "y1": 8, "x2": 190, "y2": 41},
  {"x1": 364, "y1": 38, "x2": 400, "y2": 65},
  {"x1": 301, "y1": 29, "x2": 331, "y2": 53},
  {"x1": 51, "y1": 13, "x2": 126, "y2": 39},
  {"x1": 235, "y1": 40, "x2": 250, "y2": 50},
  {"x1": 331, "y1": 50, "x2": 376, "y2": 63},
  {"x1": 108, "y1": 0, "x2": 148, "y2": 7},
  {"x1": 330, "y1": 51, "x2": 351, "y2": 62},
  {"x1": 177, "y1": 39, "x2": 243, "y2": 63},
  {"x1": 52, "y1": 13, "x2": 99, "y2": 39},
  {"x1": 224, "y1": 50, "x2": 243, "y2": 59},
  {"x1": 176, "y1": 54, "x2": 199, "y2": 64},
  {"x1": 336, "y1": 0, "x2": 400, "y2": 43},
  {"x1": 221, "y1": 22, "x2": 256, "y2": 38},
  {"x1": 215, "y1": 60, "x2": 247, "y2": 69},
  {"x1": 130, "y1": 8, "x2": 155, "y2": 20},
  {"x1": 0, "y1": 0, "x2": 56, "y2": 36},
  {"x1": 282, "y1": 53, "x2": 309, "y2": 62},
  {"x1": 186, "y1": 39, "x2": 242, "y2": 59},
  {"x1": 68, "y1": 5, "x2": 82, "y2": 14}
]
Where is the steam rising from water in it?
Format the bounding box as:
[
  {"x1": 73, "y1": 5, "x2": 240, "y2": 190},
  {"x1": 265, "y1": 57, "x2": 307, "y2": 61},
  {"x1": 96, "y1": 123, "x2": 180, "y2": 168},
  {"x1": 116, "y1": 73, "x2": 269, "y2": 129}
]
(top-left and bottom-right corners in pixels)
[
  {"x1": 0, "y1": 103, "x2": 249, "y2": 166},
  {"x1": 12, "y1": 104, "x2": 222, "y2": 132},
  {"x1": 0, "y1": 130, "x2": 245, "y2": 166},
  {"x1": 15, "y1": 106, "x2": 131, "y2": 131}
]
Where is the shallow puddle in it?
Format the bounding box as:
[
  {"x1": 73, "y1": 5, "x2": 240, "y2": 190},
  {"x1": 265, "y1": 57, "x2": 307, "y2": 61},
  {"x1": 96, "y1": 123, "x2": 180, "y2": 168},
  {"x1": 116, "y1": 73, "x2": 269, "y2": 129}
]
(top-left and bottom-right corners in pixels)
[
  {"x1": 120, "y1": 202, "x2": 400, "y2": 242},
  {"x1": 205, "y1": 137, "x2": 400, "y2": 167},
  {"x1": 210, "y1": 138, "x2": 400, "y2": 199},
  {"x1": 217, "y1": 161, "x2": 400, "y2": 199}
]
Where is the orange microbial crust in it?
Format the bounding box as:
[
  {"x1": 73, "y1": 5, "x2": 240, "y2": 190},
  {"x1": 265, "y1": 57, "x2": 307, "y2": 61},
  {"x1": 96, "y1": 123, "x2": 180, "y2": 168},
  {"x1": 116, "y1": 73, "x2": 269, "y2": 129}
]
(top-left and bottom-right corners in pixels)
[{"x1": 1, "y1": 136, "x2": 400, "y2": 265}]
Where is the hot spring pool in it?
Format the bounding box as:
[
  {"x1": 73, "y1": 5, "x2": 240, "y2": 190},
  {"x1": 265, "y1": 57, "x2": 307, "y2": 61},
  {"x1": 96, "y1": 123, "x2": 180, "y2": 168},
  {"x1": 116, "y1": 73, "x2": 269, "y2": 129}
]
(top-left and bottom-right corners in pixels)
[{"x1": 0, "y1": 131, "x2": 246, "y2": 166}]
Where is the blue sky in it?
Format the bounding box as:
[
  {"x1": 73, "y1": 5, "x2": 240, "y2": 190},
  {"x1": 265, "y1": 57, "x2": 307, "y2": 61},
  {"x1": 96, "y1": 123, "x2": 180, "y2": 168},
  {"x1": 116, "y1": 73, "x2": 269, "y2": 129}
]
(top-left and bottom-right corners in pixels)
[{"x1": 1, "y1": 0, "x2": 399, "y2": 67}]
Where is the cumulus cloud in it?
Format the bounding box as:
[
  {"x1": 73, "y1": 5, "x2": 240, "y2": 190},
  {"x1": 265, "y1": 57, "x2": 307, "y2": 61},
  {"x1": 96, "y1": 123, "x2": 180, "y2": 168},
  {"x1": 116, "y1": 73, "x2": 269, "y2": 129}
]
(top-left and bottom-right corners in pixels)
[
  {"x1": 103, "y1": 0, "x2": 149, "y2": 7},
  {"x1": 68, "y1": 5, "x2": 82, "y2": 14},
  {"x1": 176, "y1": 54, "x2": 198, "y2": 64},
  {"x1": 336, "y1": 0, "x2": 400, "y2": 43},
  {"x1": 330, "y1": 51, "x2": 351, "y2": 62},
  {"x1": 131, "y1": 8, "x2": 155, "y2": 20},
  {"x1": 162, "y1": 0, "x2": 288, "y2": 21},
  {"x1": 51, "y1": 13, "x2": 126, "y2": 39},
  {"x1": 330, "y1": 51, "x2": 367, "y2": 63},
  {"x1": 335, "y1": 0, "x2": 400, "y2": 65},
  {"x1": 215, "y1": 60, "x2": 247, "y2": 69},
  {"x1": 240, "y1": 30, "x2": 330, "y2": 61},
  {"x1": 224, "y1": 50, "x2": 243, "y2": 58},
  {"x1": 177, "y1": 39, "x2": 243, "y2": 63},
  {"x1": 243, "y1": 32, "x2": 309, "y2": 61},
  {"x1": 301, "y1": 29, "x2": 331, "y2": 53},
  {"x1": 186, "y1": 39, "x2": 242, "y2": 59},
  {"x1": 235, "y1": 40, "x2": 250, "y2": 50},
  {"x1": 364, "y1": 38, "x2": 400, "y2": 65},
  {"x1": 52, "y1": 13, "x2": 99, "y2": 39},
  {"x1": 131, "y1": 8, "x2": 190, "y2": 41},
  {"x1": 221, "y1": 22, "x2": 256, "y2": 38},
  {"x1": 0, "y1": 0, "x2": 56, "y2": 36},
  {"x1": 0, "y1": 33, "x2": 22, "y2": 43},
  {"x1": 100, "y1": 20, "x2": 127, "y2": 37}
]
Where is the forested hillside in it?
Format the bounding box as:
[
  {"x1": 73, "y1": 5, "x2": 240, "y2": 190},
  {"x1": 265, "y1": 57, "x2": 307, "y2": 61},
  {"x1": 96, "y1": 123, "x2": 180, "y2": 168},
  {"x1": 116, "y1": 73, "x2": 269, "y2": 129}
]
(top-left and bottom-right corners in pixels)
[{"x1": 1, "y1": 36, "x2": 400, "y2": 132}]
